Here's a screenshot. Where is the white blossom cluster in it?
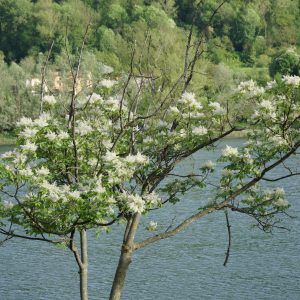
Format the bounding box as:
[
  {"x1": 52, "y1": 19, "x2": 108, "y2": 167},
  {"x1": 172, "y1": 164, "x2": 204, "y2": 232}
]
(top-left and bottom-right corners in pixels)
[
  {"x1": 201, "y1": 160, "x2": 215, "y2": 171},
  {"x1": 43, "y1": 95, "x2": 57, "y2": 106},
  {"x1": 121, "y1": 192, "x2": 145, "y2": 214},
  {"x1": 237, "y1": 80, "x2": 265, "y2": 96},
  {"x1": 147, "y1": 221, "x2": 157, "y2": 231},
  {"x1": 222, "y1": 145, "x2": 239, "y2": 157},
  {"x1": 282, "y1": 75, "x2": 300, "y2": 86},
  {"x1": 208, "y1": 102, "x2": 226, "y2": 115},
  {"x1": 103, "y1": 151, "x2": 149, "y2": 185},
  {"x1": 178, "y1": 92, "x2": 203, "y2": 110},
  {"x1": 264, "y1": 188, "x2": 289, "y2": 208},
  {"x1": 100, "y1": 79, "x2": 117, "y2": 88}
]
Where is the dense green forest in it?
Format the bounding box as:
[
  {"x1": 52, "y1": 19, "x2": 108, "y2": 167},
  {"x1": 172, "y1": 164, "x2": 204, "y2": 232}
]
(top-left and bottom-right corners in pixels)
[{"x1": 0, "y1": 0, "x2": 300, "y2": 133}]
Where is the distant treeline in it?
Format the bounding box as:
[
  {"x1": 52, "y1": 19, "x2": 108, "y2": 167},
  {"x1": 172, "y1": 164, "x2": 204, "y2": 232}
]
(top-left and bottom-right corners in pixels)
[{"x1": 0, "y1": 0, "x2": 300, "y2": 132}]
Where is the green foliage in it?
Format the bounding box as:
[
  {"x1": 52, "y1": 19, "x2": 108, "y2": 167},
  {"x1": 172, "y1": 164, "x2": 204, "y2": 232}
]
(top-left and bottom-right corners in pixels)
[
  {"x1": 269, "y1": 49, "x2": 300, "y2": 77},
  {"x1": 0, "y1": 0, "x2": 37, "y2": 62},
  {"x1": 0, "y1": 0, "x2": 299, "y2": 131}
]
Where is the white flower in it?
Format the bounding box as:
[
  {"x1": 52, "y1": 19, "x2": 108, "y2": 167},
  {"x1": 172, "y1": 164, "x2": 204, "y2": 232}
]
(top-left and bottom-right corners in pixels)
[
  {"x1": 17, "y1": 117, "x2": 33, "y2": 127},
  {"x1": 41, "y1": 180, "x2": 60, "y2": 201},
  {"x1": 13, "y1": 153, "x2": 27, "y2": 165},
  {"x1": 107, "y1": 197, "x2": 116, "y2": 205},
  {"x1": 100, "y1": 79, "x2": 117, "y2": 88},
  {"x1": 3, "y1": 200, "x2": 14, "y2": 208},
  {"x1": 209, "y1": 102, "x2": 226, "y2": 115},
  {"x1": 237, "y1": 80, "x2": 265, "y2": 96},
  {"x1": 45, "y1": 131, "x2": 57, "y2": 141},
  {"x1": 125, "y1": 154, "x2": 137, "y2": 164},
  {"x1": 76, "y1": 121, "x2": 93, "y2": 136},
  {"x1": 274, "y1": 187, "x2": 285, "y2": 197},
  {"x1": 222, "y1": 145, "x2": 239, "y2": 157},
  {"x1": 93, "y1": 184, "x2": 106, "y2": 194},
  {"x1": 202, "y1": 160, "x2": 215, "y2": 170},
  {"x1": 1, "y1": 151, "x2": 15, "y2": 159},
  {"x1": 61, "y1": 185, "x2": 70, "y2": 193},
  {"x1": 183, "y1": 112, "x2": 205, "y2": 119},
  {"x1": 265, "y1": 80, "x2": 276, "y2": 90},
  {"x1": 259, "y1": 100, "x2": 274, "y2": 111},
  {"x1": 5, "y1": 165, "x2": 13, "y2": 172},
  {"x1": 237, "y1": 80, "x2": 256, "y2": 92},
  {"x1": 144, "y1": 192, "x2": 161, "y2": 207},
  {"x1": 192, "y1": 126, "x2": 208, "y2": 136},
  {"x1": 251, "y1": 110, "x2": 260, "y2": 119},
  {"x1": 178, "y1": 129, "x2": 186, "y2": 138},
  {"x1": 282, "y1": 75, "x2": 300, "y2": 86},
  {"x1": 57, "y1": 131, "x2": 69, "y2": 140},
  {"x1": 69, "y1": 190, "x2": 81, "y2": 199},
  {"x1": 134, "y1": 152, "x2": 148, "y2": 164},
  {"x1": 93, "y1": 178, "x2": 106, "y2": 194},
  {"x1": 89, "y1": 93, "x2": 103, "y2": 104},
  {"x1": 221, "y1": 168, "x2": 233, "y2": 177},
  {"x1": 19, "y1": 167, "x2": 33, "y2": 177},
  {"x1": 21, "y1": 142, "x2": 37, "y2": 152},
  {"x1": 169, "y1": 106, "x2": 180, "y2": 114},
  {"x1": 19, "y1": 128, "x2": 38, "y2": 138},
  {"x1": 104, "y1": 151, "x2": 118, "y2": 162},
  {"x1": 43, "y1": 95, "x2": 56, "y2": 105},
  {"x1": 144, "y1": 136, "x2": 154, "y2": 143},
  {"x1": 34, "y1": 113, "x2": 50, "y2": 127},
  {"x1": 270, "y1": 135, "x2": 288, "y2": 146},
  {"x1": 179, "y1": 92, "x2": 202, "y2": 109},
  {"x1": 34, "y1": 118, "x2": 48, "y2": 127},
  {"x1": 179, "y1": 92, "x2": 196, "y2": 104},
  {"x1": 242, "y1": 151, "x2": 253, "y2": 164},
  {"x1": 126, "y1": 193, "x2": 145, "y2": 213},
  {"x1": 106, "y1": 206, "x2": 115, "y2": 215},
  {"x1": 274, "y1": 198, "x2": 289, "y2": 208},
  {"x1": 147, "y1": 221, "x2": 157, "y2": 231},
  {"x1": 102, "y1": 140, "x2": 113, "y2": 149},
  {"x1": 41, "y1": 180, "x2": 53, "y2": 190},
  {"x1": 35, "y1": 167, "x2": 50, "y2": 176},
  {"x1": 157, "y1": 120, "x2": 168, "y2": 128},
  {"x1": 88, "y1": 158, "x2": 98, "y2": 167},
  {"x1": 105, "y1": 97, "x2": 119, "y2": 110}
]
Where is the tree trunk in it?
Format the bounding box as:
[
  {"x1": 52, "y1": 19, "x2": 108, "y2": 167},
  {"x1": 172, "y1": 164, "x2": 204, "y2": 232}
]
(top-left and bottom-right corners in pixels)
[
  {"x1": 109, "y1": 213, "x2": 141, "y2": 300},
  {"x1": 109, "y1": 246, "x2": 133, "y2": 300},
  {"x1": 80, "y1": 229, "x2": 88, "y2": 300}
]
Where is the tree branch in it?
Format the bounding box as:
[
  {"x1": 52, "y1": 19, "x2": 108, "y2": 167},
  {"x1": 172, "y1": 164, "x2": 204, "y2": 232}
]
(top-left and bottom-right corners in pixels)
[
  {"x1": 134, "y1": 140, "x2": 300, "y2": 250},
  {"x1": 223, "y1": 210, "x2": 231, "y2": 266}
]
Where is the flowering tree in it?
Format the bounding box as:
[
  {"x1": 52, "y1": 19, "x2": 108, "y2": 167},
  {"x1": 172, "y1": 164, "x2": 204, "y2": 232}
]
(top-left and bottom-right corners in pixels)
[
  {"x1": 1, "y1": 1, "x2": 300, "y2": 298},
  {"x1": 0, "y1": 70, "x2": 300, "y2": 300}
]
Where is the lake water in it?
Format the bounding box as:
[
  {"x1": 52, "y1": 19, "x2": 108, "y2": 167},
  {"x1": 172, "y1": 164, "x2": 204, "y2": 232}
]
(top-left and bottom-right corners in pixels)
[{"x1": 0, "y1": 140, "x2": 300, "y2": 300}]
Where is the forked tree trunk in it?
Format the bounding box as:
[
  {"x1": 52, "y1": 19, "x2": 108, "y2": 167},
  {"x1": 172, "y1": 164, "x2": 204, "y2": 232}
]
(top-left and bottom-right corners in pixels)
[
  {"x1": 109, "y1": 213, "x2": 140, "y2": 300},
  {"x1": 80, "y1": 229, "x2": 88, "y2": 300}
]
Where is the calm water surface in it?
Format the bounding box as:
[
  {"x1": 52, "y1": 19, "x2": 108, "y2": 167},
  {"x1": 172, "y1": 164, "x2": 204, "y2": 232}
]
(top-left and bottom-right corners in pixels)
[{"x1": 0, "y1": 140, "x2": 300, "y2": 300}]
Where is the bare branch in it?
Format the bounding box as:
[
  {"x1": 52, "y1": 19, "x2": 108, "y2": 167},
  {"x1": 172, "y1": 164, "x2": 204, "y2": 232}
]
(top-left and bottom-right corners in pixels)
[
  {"x1": 69, "y1": 229, "x2": 84, "y2": 269},
  {"x1": 0, "y1": 227, "x2": 67, "y2": 244},
  {"x1": 262, "y1": 172, "x2": 300, "y2": 182},
  {"x1": 223, "y1": 210, "x2": 231, "y2": 266}
]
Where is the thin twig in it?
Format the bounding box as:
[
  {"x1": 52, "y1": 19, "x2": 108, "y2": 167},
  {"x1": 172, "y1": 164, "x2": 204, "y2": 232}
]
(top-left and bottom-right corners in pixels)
[{"x1": 223, "y1": 210, "x2": 231, "y2": 266}]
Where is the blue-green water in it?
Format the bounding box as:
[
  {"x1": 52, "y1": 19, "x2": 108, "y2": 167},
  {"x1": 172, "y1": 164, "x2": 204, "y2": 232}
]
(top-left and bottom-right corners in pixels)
[{"x1": 0, "y1": 140, "x2": 300, "y2": 300}]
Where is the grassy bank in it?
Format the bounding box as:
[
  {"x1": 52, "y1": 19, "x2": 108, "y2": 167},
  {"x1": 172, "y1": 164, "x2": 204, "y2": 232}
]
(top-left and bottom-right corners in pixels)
[{"x1": 0, "y1": 133, "x2": 16, "y2": 145}]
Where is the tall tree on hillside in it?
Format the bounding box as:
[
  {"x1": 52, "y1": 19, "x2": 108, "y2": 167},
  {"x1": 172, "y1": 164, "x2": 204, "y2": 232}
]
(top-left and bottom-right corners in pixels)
[{"x1": 0, "y1": 0, "x2": 36, "y2": 62}]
